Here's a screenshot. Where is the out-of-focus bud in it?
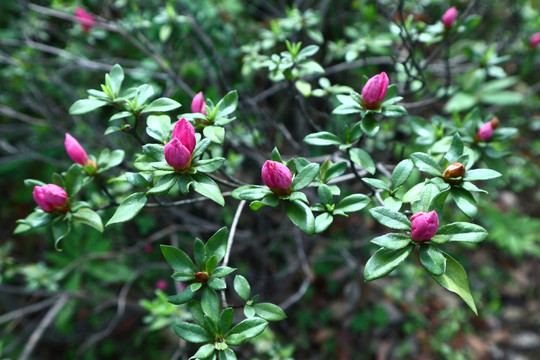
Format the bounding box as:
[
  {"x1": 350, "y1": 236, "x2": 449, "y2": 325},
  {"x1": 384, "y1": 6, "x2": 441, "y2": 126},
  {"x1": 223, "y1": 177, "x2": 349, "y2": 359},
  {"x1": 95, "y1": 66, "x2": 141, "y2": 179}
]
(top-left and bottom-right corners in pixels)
[
  {"x1": 65, "y1": 133, "x2": 89, "y2": 166},
  {"x1": 443, "y1": 162, "x2": 466, "y2": 183},
  {"x1": 442, "y1": 7, "x2": 458, "y2": 29},
  {"x1": 33, "y1": 184, "x2": 69, "y2": 213},
  {"x1": 490, "y1": 116, "x2": 499, "y2": 129},
  {"x1": 144, "y1": 244, "x2": 153, "y2": 254},
  {"x1": 195, "y1": 272, "x2": 209, "y2": 284},
  {"x1": 164, "y1": 138, "x2": 192, "y2": 170},
  {"x1": 172, "y1": 118, "x2": 196, "y2": 153},
  {"x1": 75, "y1": 7, "x2": 96, "y2": 32},
  {"x1": 475, "y1": 120, "x2": 497, "y2": 142},
  {"x1": 361, "y1": 72, "x2": 389, "y2": 109},
  {"x1": 410, "y1": 211, "x2": 439, "y2": 242},
  {"x1": 261, "y1": 160, "x2": 292, "y2": 197},
  {"x1": 191, "y1": 92, "x2": 207, "y2": 116},
  {"x1": 155, "y1": 279, "x2": 167, "y2": 290},
  {"x1": 530, "y1": 33, "x2": 540, "y2": 48}
]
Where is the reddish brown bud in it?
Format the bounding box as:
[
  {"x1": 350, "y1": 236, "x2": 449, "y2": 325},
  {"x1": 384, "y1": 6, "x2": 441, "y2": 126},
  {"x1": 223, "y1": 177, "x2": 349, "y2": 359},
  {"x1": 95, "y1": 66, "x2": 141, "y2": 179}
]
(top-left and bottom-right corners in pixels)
[
  {"x1": 443, "y1": 162, "x2": 466, "y2": 183},
  {"x1": 194, "y1": 272, "x2": 209, "y2": 284},
  {"x1": 490, "y1": 116, "x2": 499, "y2": 129}
]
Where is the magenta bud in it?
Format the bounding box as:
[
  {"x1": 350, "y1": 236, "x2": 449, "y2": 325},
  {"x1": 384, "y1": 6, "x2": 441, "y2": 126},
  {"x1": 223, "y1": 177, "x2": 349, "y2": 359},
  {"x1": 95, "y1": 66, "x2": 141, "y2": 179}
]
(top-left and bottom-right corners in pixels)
[
  {"x1": 442, "y1": 7, "x2": 458, "y2": 29},
  {"x1": 155, "y1": 279, "x2": 167, "y2": 290},
  {"x1": 33, "y1": 184, "x2": 69, "y2": 213},
  {"x1": 529, "y1": 33, "x2": 540, "y2": 48},
  {"x1": 75, "y1": 7, "x2": 96, "y2": 32},
  {"x1": 261, "y1": 160, "x2": 292, "y2": 196},
  {"x1": 476, "y1": 121, "x2": 494, "y2": 141},
  {"x1": 410, "y1": 211, "x2": 439, "y2": 242},
  {"x1": 65, "y1": 133, "x2": 89, "y2": 166},
  {"x1": 191, "y1": 92, "x2": 207, "y2": 116},
  {"x1": 164, "y1": 138, "x2": 192, "y2": 170},
  {"x1": 361, "y1": 72, "x2": 389, "y2": 109},
  {"x1": 172, "y1": 118, "x2": 196, "y2": 153}
]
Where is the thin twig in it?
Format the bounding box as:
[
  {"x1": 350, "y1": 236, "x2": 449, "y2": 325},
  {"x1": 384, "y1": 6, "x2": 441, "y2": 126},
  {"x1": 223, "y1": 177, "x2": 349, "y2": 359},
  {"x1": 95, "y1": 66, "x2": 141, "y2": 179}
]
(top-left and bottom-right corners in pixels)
[
  {"x1": 17, "y1": 294, "x2": 69, "y2": 360},
  {"x1": 221, "y1": 200, "x2": 246, "y2": 307},
  {"x1": 0, "y1": 297, "x2": 58, "y2": 325}
]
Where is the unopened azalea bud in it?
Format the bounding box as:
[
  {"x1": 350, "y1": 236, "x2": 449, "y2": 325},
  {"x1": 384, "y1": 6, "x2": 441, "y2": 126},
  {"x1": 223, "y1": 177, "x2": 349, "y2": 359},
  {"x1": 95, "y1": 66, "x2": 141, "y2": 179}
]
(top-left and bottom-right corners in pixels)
[
  {"x1": 65, "y1": 133, "x2": 88, "y2": 166},
  {"x1": 475, "y1": 121, "x2": 495, "y2": 142},
  {"x1": 261, "y1": 160, "x2": 292, "y2": 197},
  {"x1": 362, "y1": 72, "x2": 389, "y2": 110},
  {"x1": 194, "y1": 272, "x2": 209, "y2": 283},
  {"x1": 33, "y1": 184, "x2": 69, "y2": 213},
  {"x1": 75, "y1": 7, "x2": 96, "y2": 32},
  {"x1": 490, "y1": 116, "x2": 499, "y2": 129},
  {"x1": 530, "y1": 33, "x2": 540, "y2": 48},
  {"x1": 443, "y1": 162, "x2": 466, "y2": 183},
  {"x1": 442, "y1": 7, "x2": 458, "y2": 29},
  {"x1": 164, "y1": 138, "x2": 192, "y2": 170},
  {"x1": 191, "y1": 92, "x2": 207, "y2": 116},
  {"x1": 172, "y1": 118, "x2": 196, "y2": 153},
  {"x1": 410, "y1": 211, "x2": 439, "y2": 242},
  {"x1": 155, "y1": 279, "x2": 167, "y2": 290}
]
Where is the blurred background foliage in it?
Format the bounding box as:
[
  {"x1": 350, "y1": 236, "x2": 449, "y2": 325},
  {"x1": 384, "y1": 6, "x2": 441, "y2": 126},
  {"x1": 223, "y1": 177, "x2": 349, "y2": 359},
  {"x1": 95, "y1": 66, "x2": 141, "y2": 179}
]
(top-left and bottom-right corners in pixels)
[{"x1": 1, "y1": 0, "x2": 540, "y2": 359}]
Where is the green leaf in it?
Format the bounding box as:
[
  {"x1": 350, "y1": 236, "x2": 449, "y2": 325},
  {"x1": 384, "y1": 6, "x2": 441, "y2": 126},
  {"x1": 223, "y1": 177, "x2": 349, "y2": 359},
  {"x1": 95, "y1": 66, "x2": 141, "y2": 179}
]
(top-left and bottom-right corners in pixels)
[
  {"x1": 206, "y1": 227, "x2": 229, "y2": 264},
  {"x1": 191, "y1": 138, "x2": 212, "y2": 160},
  {"x1": 106, "y1": 192, "x2": 147, "y2": 226},
  {"x1": 147, "y1": 173, "x2": 178, "y2": 196},
  {"x1": 208, "y1": 277, "x2": 226, "y2": 290},
  {"x1": 233, "y1": 275, "x2": 250, "y2": 302},
  {"x1": 191, "y1": 174, "x2": 225, "y2": 206},
  {"x1": 304, "y1": 132, "x2": 342, "y2": 146},
  {"x1": 419, "y1": 245, "x2": 446, "y2": 276},
  {"x1": 444, "y1": 92, "x2": 477, "y2": 113},
  {"x1": 436, "y1": 222, "x2": 488, "y2": 243},
  {"x1": 451, "y1": 187, "x2": 477, "y2": 218},
  {"x1": 335, "y1": 194, "x2": 370, "y2": 213},
  {"x1": 205, "y1": 256, "x2": 218, "y2": 273},
  {"x1": 160, "y1": 245, "x2": 198, "y2": 273},
  {"x1": 291, "y1": 163, "x2": 319, "y2": 191},
  {"x1": 194, "y1": 158, "x2": 225, "y2": 174},
  {"x1": 193, "y1": 238, "x2": 207, "y2": 269},
  {"x1": 109, "y1": 64, "x2": 124, "y2": 96},
  {"x1": 201, "y1": 287, "x2": 220, "y2": 320},
  {"x1": 72, "y1": 208, "x2": 103, "y2": 232},
  {"x1": 97, "y1": 149, "x2": 125, "y2": 172},
  {"x1": 315, "y1": 213, "x2": 333, "y2": 233},
  {"x1": 171, "y1": 271, "x2": 195, "y2": 282},
  {"x1": 142, "y1": 97, "x2": 181, "y2": 113},
  {"x1": 463, "y1": 169, "x2": 502, "y2": 181},
  {"x1": 69, "y1": 99, "x2": 108, "y2": 115},
  {"x1": 444, "y1": 134, "x2": 464, "y2": 164},
  {"x1": 317, "y1": 184, "x2": 334, "y2": 205},
  {"x1": 361, "y1": 178, "x2": 390, "y2": 191},
  {"x1": 227, "y1": 318, "x2": 268, "y2": 339},
  {"x1": 231, "y1": 185, "x2": 272, "y2": 201},
  {"x1": 189, "y1": 301, "x2": 205, "y2": 325},
  {"x1": 391, "y1": 159, "x2": 414, "y2": 190},
  {"x1": 64, "y1": 164, "x2": 83, "y2": 197},
  {"x1": 215, "y1": 90, "x2": 238, "y2": 118},
  {"x1": 190, "y1": 344, "x2": 215, "y2": 359},
  {"x1": 284, "y1": 200, "x2": 315, "y2": 235},
  {"x1": 146, "y1": 115, "x2": 171, "y2": 143},
  {"x1": 324, "y1": 161, "x2": 348, "y2": 181},
  {"x1": 402, "y1": 182, "x2": 425, "y2": 203},
  {"x1": 253, "y1": 303, "x2": 287, "y2": 321},
  {"x1": 360, "y1": 116, "x2": 379, "y2": 138},
  {"x1": 203, "y1": 126, "x2": 225, "y2": 144},
  {"x1": 364, "y1": 245, "x2": 414, "y2": 281},
  {"x1": 371, "y1": 233, "x2": 411, "y2": 250},
  {"x1": 52, "y1": 219, "x2": 70, "y2": 251},
  {"x1": 211, "y1": 266, "x2": 235, "y2": 278},
  {"x1": 225, "y1": 334, "x2": 246, "y2": 346},
  {"x1": 349, "y1": 148, "x2": 375, "y2": 175},
  {"x1": 218, "y1": 308, "x2": 234, "y2": 334},
  {"x1": 202, "y1": 315, "x2": 219, "y2": 336},
  {"x1": 167, "y1": 286, "x2": 196, "y2": 305},
  {"x1": 381, "y1": 104, "x2": 407, "y2": 118},
  {"x1": 142, "y1": 144, "x2": 166, "y2": 161},
  {"x1": 125, "y1": 172, "x2": 151, "y2": 187},
  {"x1": 411, "y1": 153, "x2": 442, "y2": 177},
  {"x1": 172, "y1": 322, "x2": 213, "y2": 343},
  {"x1": 218, "y1": 348, "x2": 237, "y2": 360},
  {"x1": 432, "y1": 252, "x2": 478, "y2": 315},
  {"x1": 369, "y1": 207, "x2": 411, "y2": 230},
  {"x1": 14, "y1": 211, "x2": 53, "y2": 233}
]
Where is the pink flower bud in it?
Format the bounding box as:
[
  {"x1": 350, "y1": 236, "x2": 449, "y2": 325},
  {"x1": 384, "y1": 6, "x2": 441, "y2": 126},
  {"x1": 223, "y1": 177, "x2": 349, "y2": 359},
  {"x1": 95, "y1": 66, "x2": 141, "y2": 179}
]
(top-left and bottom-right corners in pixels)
[
  {"x1": 33, "y1": 184, "x2": 69, "y2": 213},
  {"x1": 410, "y1": 211, "x2": 439, "y2": 242},
  {"x1": 191, "y1": 92, "x2": 207, "y2": 116},
  {"x1": 172, "y1": 118, "x2": 196, "y2": 153},
  {"x1": 164, "y1": 138, "x2": 192, "y2": 170},
  {"x1": 65, "y1": 133, "x2": 88, "y2": 166},
  {"x1": 155, "y1": 279, "x2": 167, "y2": 290},
  {"x1": 261, "y1": 160, "x2": 292, "y2": 196},
  {"x1": 144, "y1": 244, "x2": 153, "y2": 253},
  {"x1": 361, "y1": 72, "x2": 389, "y2": 109},
  {"x1": 529, "y1": 33, "x2": 540, "y2": 48},
  {"x1": 75, "y1": 7, "x2": 96, "y2": 32},
  {"x1": 442, "y1": 7, "x2": 458, "y2": 29},
  {"x1": 476, "y1": 121, "x2": 494, "y2": 141}
]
